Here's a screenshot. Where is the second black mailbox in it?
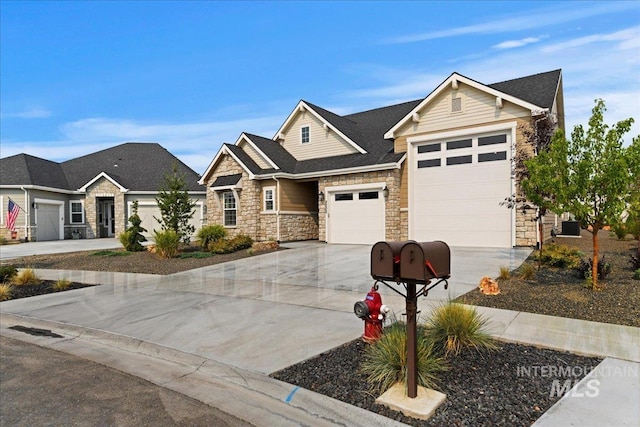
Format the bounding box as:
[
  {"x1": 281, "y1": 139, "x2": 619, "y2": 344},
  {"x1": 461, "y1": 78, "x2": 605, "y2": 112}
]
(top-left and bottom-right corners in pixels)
[
  {"x1": 399, "y1": 241, "x2": 451, "y2": 283},
  {"x1": 371, "y1": 241, "x2": 408, "y2": 281}
]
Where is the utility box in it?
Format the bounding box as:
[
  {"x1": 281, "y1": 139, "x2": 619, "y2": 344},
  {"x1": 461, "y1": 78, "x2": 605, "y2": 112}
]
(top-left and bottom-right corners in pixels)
[
  {"x1": 399, "y1": 241, "x2": 451, "y2": 283},
  {"x1": 371, "y1": 241, "x2": 409, "y2": 281}
]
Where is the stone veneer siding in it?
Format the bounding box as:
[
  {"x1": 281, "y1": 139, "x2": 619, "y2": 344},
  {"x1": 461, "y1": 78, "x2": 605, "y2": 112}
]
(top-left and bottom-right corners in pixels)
[
  {"x1": 84, "y1": 178, "x2": 126, "y2": 239},
  {"x1": 318, "y1": 169, "x2": 401, "y2": 242}
]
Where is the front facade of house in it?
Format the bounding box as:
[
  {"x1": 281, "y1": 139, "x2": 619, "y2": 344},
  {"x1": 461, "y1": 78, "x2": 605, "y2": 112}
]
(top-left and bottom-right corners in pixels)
[
  {"x1": 0, "y1": 143, "x2": 206, "y2": 242},
  {"x1": 201, "y1": 70, "x2": 564, "y2": 248}
]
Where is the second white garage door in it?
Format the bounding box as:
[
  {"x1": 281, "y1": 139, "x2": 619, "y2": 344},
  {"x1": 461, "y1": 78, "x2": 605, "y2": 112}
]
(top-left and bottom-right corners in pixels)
[
  {"x1": 411, "y1": 132, "x2": 513, "y2": 247},
  {"x1": 327, "y1": 187, "x2": 385, "y2": 245}
]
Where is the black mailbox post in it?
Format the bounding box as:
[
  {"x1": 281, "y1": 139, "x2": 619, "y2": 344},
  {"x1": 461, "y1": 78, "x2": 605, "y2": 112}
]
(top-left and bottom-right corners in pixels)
[{"x1": 370, "y1": 240, "x2": 451, "y2": 399}]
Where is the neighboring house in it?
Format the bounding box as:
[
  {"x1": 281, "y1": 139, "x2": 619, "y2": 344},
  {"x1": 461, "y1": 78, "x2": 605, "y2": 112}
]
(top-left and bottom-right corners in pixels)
[
  {"x1": 0, "y1": 143, "x2": 206, "y2": 242},
  {"x1": 200, "y1": 69, "x2": 564, "y2": 247}
]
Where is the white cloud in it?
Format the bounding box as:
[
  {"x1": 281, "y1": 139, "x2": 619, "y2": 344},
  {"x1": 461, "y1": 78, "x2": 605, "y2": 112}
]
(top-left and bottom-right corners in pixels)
[
  {"x1": 493, "y1": 37, "x2": 542, "y2": 50},
  {"x1": 2, "y1": 107, "x2": 52, "y2": 119},
  {"x1": 386, "y1": 2, "x2": 637, "y2": 44},
  {"x1": 1, "y1": 115, "x2": 283, "y2": 174},
  {"x1": 541, "y1": 27, "x2": 640, "y2": 53}
]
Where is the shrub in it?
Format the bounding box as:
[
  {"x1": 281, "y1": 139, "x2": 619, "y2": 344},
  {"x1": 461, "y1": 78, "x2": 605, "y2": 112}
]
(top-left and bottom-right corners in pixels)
[
  {"x1": 519, "y1": 262, "x2": 536, "y2": 280},
  {"x1": 575, "y1": 256, "x2": 612, "y2": 281},
  {"x1": 153, "y1": 229, "x2": 180, "y2": 258},
  {"x1": 0, "y1": 237, "x2": 7, "y2": 246},
  {"x1": 360, "y1": 321, "x2": 448, "y2": 395},
  {"x1": 0, "y1": 265, "x2": 18, "y2": 283},
  {"x1": 630, "y1": 249, "x2": 640, "y2": 270},
  {"x1": 119, "y1": 201, "x2": 147, "y2": 252},
  {"x1": 91, "y1": 250, "x2": 131, "y2": 257},
  {"x1": 13, "y1": 268, "x2": 40, "y2": 286},
  {"x1": 53, "y1": 278, "x2": 71, "y2": 291},
  {"x1": 625, "y1": 212, "x2": 640, "y2": 240},
  {"x1": 0, "y1": 283, "x2": 13, "y2": 301},
  {"x1": 536, "y1": 243, "x2": 583, "y2": 268},
  {"x1": 498, "y1": 266, "x2": 510, "y2": 280},
  {"x1": 207, "y1": 235, "x2": 254, "y2": 254},
  {"x1": 633, "y1": 269, "x2": 640, "y2": 280},
  {"x1": 197, "y1": 224, "x2": 227, "y2": 249},
  {"x1": 611, "y1": 222, "x2": 627, "y2": 240},
  {"x1": 424, "y1": 302, "x2": 497, "y2": 357}
]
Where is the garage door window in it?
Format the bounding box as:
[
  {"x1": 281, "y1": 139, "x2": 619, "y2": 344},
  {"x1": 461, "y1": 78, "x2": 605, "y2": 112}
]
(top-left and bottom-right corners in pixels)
[
  {"x1": 418, "y1": 143, "x2": 441, "y2": 153},
  {"x1": 478, "y1": 134, "x2": 507, "y2": 146},
  {"x1": 70, "y1": 201, "x2": 84, "y2": 224},
  {"x1": 446, "y1": 155, "x2": 472, "y2": 166},
  {"x1": 335, "y1": 193, "x2": 353, "y2": 201},
  {"x1": 446, "y1": 139, "x2": 472, "y2": 150},
  {"x1": 223, "y1": 192, "x2": 237, "y2": 227},
  {"x1": 359, "y1": 191, "x2": 379, "y2": 200},
  {"x1": 418, "y1": 159, "x2": 441, "y2": 168},
  {"x1": 478, "y1": 151, "x2": 507, "y2": 162}
]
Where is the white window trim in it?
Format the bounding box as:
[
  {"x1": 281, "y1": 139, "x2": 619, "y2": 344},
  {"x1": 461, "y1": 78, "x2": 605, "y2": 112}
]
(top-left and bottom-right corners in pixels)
[
  {"x1": 300, "y1": 125, "x2": 310, "y2": 144},
  {"x1": 70, "y1": 200, "x2": 85, "y2": 224},
  {"x1": 223, "y1": 191, "x2": 237, "y2": 228},
  {"x1": 263, "y1": 186, "x2": 276, "y2": 212}
]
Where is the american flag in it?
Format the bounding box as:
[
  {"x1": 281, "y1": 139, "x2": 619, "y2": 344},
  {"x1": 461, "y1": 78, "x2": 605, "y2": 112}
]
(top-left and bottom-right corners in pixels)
[{"x1": 6, "y1": 199, "x2": 20, "y2": 232}]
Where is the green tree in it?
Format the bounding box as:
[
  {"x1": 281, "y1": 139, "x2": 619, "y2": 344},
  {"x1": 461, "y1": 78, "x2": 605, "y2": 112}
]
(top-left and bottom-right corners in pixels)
[
  {"x1": 521, "y1": 99, "x2": 638, "y2": 289},
  {"x1": 154, "y1": 163, "x2": 197, "y2": 244},
  {"x1": 119, "y1": 200, "x2": 147, "y2": 251}
]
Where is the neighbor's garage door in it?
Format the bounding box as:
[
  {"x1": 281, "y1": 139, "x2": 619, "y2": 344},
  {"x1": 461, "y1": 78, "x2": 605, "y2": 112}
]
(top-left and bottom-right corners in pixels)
[
  {"x1": 37, "y1": 203, "x2": 61, "y2": 241},
  {"x1": 327, "y1": 189, "x2": 384, "y2": 245},
  {"x1": 411, "y1": 133, "x2": 512, "y2": 247},
  {"x1": 136, "y1": 203, "x2": 203, "y2": 239}
]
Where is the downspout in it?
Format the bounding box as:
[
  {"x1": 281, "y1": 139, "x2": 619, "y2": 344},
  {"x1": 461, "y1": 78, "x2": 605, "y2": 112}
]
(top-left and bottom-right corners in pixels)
[
  {"x1": 21, "y1": 187, "x2": 30, "y2": 242},
  {"x1": 273, "y1": 177, "x2": 280, "y2": 242}
]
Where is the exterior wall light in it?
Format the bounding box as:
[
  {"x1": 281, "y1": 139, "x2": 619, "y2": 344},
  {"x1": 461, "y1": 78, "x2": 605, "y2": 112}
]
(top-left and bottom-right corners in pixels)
[{"x1": 318, "y1": 191, "x2": 325, "y2": 202}]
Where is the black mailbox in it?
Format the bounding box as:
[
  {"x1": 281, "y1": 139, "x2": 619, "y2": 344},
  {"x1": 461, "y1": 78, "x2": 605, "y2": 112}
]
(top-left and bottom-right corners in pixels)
[
  {"x1": 399, "y1": 241, "x2": 450, "y2": 283},
  {"x1": 371, "y1": 241, "x2": 410, "y2": 281}
]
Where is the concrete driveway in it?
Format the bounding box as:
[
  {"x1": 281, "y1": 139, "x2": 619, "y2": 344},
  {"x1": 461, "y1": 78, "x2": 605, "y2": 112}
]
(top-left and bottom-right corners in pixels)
[{"x1": 0, "y1": 240, "x2": 531, "y2": 374}]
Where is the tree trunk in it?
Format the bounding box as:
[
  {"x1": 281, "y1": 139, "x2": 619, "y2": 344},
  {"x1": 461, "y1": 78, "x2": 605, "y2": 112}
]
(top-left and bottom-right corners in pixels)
[
  {"x1": 592, "y1": 228, "x2": 600, "y2": 290},
  {"x1": 537, "y1": 218, "x2": 544, "y2": 269}
]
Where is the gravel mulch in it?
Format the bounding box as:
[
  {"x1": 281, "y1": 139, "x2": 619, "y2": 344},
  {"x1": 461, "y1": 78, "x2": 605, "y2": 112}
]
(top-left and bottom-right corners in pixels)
[
  {"x1": 271, "y1": 339, "x2": 602, "y2": 427},
  {"x1": 4, "y1": 246, "x2": 278, "y2": 275},
  {"x1": 5, "y1": 281, "x2": 96, "y2": 300},
  {"x1": 456, "y1": 230, "x2": 640, "y2": 327}
]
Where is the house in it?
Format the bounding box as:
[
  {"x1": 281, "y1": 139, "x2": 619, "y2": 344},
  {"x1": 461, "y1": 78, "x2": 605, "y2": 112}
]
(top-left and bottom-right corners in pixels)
[
  {"x1": 199, "y1": 69, "x2": 564, "y2": 248},
  {"x1": 0, "y1": 143, "x2": 206, "y2": 242}
]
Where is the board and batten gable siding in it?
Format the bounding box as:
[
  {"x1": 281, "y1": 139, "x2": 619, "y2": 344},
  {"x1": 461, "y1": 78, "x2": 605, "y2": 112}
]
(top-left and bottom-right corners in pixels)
[
  {"x1": 280, "y1": 110, "x2": 359, "y2": 160},
  {"x1": 239, "y1": 140, "x2": 272, "y2": 170},
  {"x1": 277, "y1": 179, "x2": 318, "y2": 213}
]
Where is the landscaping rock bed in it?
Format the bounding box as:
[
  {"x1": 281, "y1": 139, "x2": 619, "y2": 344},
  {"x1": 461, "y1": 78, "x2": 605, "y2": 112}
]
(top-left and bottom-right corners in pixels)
[
  {"x1": 271, "y1": 339, "x2": 602, "y2": 427},
  {"x1": 7, "y1": 281, "x2": 95, "y2": 300}
]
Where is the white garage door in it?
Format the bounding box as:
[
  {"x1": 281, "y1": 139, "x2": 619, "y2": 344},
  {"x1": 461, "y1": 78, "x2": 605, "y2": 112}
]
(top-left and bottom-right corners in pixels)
[
  {"x1": 136, "y1": 203, "x2": 203, "y2": 240},
  {"x1": 411, "y1": 133, "x2": 512, "y2": 247},
  {"x1": 327, "y1": 188, "x2": 384, "y2": 245},
  {"x1": 37, "y1": 203, "x2": 61, "y2": 241}
]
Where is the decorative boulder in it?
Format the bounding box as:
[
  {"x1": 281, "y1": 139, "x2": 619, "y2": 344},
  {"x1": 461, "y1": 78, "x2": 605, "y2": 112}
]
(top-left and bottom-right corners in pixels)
[
  {"x1": 252, "y1": 241, "x2": 279, "y2": 252},
  {"x1": 479, "y1": 276, "x2": 500, "y2": 295}
]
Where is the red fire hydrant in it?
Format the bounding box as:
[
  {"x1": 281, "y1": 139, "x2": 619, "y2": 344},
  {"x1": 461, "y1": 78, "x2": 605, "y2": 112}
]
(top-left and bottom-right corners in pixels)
[{"x1": 354, "y1": 285, "x2": 390, "y2": 343}]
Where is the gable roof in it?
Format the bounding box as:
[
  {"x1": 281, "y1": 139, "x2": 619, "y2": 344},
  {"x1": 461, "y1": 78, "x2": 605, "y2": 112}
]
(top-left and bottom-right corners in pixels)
[
  {"x1": 384, "y1": 69, "x2": 562, "y2": 138},
  {"x1": 0, "y1": 143, "x2": 203, "y2": 193}
]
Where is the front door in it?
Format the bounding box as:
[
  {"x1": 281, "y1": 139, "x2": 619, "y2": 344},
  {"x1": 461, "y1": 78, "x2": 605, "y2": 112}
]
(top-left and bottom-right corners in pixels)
[{"x1": 100, "y1": 201, "x2": 115, "y2": 237}]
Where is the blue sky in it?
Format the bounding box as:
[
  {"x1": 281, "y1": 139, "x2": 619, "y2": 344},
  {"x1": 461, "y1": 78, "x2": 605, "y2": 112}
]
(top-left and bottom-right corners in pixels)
[{"x1": 1, "y1": 1, "x2": 639, "y2": 174}]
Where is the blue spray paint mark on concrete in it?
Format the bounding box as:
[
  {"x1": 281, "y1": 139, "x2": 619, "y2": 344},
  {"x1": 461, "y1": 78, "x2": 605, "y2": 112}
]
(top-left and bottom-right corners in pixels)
[{"x1": 285, "y1": 386, "x2": 300, "y2": 403}]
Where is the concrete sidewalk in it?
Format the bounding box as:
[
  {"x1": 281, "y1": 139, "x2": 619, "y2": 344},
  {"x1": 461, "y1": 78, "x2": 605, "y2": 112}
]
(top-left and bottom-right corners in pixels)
[{"x1": 1, "y1": 241, "x2": 638, "y2": 426}]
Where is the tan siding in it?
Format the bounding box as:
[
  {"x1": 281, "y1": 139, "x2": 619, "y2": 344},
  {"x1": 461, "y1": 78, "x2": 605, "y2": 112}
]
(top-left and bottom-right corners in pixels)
[
  {"x1": 0, "y1": 190, "x2": 27, "y2": 240},
  {"x1": 240, "y1": 141, "x2": 271, "y2": 169},
  {"x1": 394, "y1": 135, "x2": 408, "y2": 154},
  {"x1": 399, "y1": 163, "x2": 408, "y2": 208},
  {"x1": 277, "y1": 179, "x2": 318, "y2": 212},
  {"x1": 394, "y1": 83, "x2": 531, "y2": 138},
  {"x1": 281, "y1": 110, "x2": 358, "y2": 160}
]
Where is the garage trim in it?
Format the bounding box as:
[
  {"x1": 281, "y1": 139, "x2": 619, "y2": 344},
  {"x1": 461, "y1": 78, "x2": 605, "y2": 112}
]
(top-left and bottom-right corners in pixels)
[
  {"x1": 325, "y1": 182, "x2": 386, "y2": 244},
  {"x1": 34, "y1": 198, "x2": 64, "y2": 240},
  {"x1": 407, "y1": 122, "x2": 517, "y2": 247}
]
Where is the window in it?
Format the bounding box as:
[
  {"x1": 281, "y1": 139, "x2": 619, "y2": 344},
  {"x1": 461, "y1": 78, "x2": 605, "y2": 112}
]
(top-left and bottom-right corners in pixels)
[
  {"x1": 264, "y1": 187, "x2": 275, "y2": 211},
  {"x1": 417, "y1": 143, "x2": 441, "y2": 153},
  {"x1": 223, "y1": 191, "x2": 237, "y2": 227},
  {"x1": 446, "y1": 155, "x2": 473, "y2": 166},
  {"x1": 418, "y1": 159, "x2": 441, "y2": 168},
  {"x1": 70, "y1": 201, "x2": 84, "y2": 224},
  {"x1": 359, "y1": 191, "x2": 379, "y2": 200},
  {"x1": 478, "y1": 134, "x2": 507, "y2": 146},
  {"x1": 301, "y1": 126, "x2": 310, "y2": 144},
  {"x1": 335, "y1": 193, "x2": 353, "y2": 201},
  {"x1": 446, "y1": 139, "x2": 472, "y2": 150},
  {"x1": 478, "y1": 151, "x2": 507, "y2": 162}
]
